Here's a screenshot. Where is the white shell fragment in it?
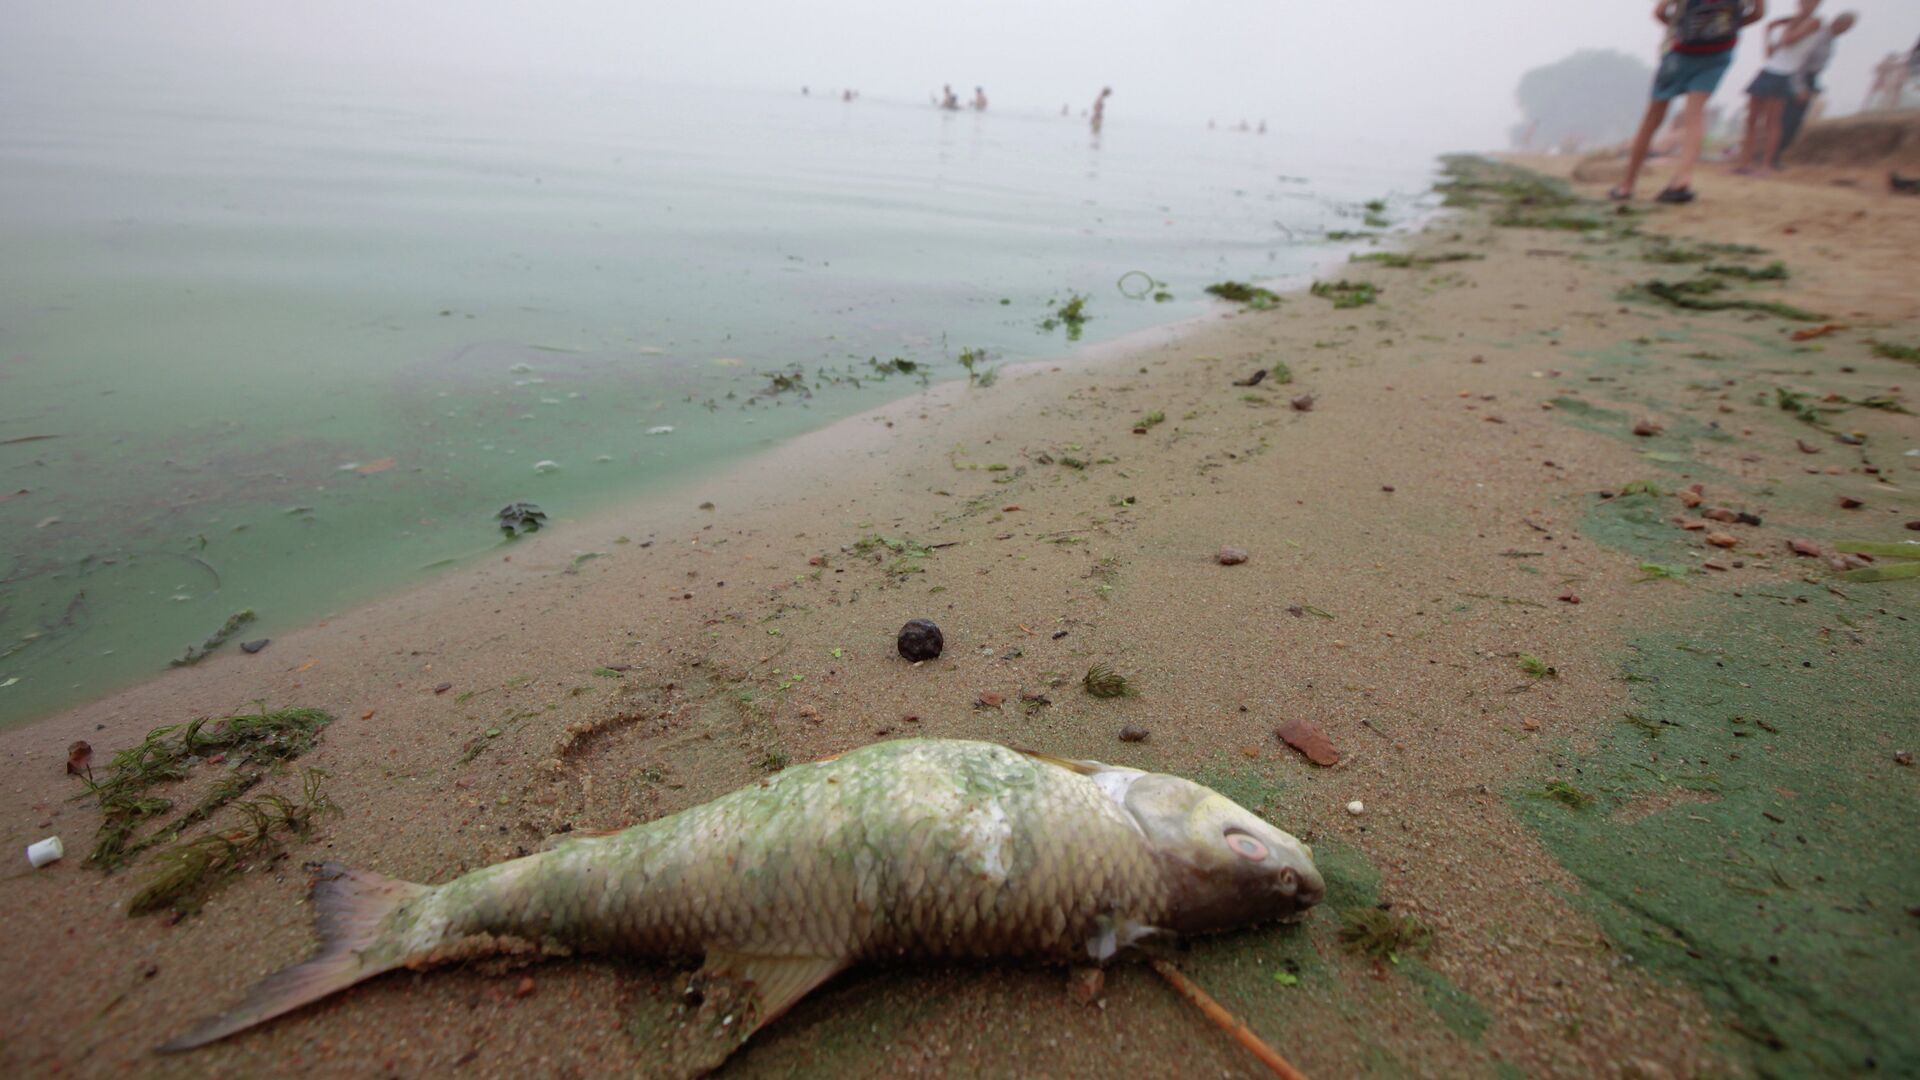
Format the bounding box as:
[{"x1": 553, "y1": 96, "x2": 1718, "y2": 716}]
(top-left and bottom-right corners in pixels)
[
  {"x1": 1345, "y1": 800, "x2": 1365, "y2": 816},
  {"x1": 27, "y1": 835, "x2": 64, "y2": 868}
]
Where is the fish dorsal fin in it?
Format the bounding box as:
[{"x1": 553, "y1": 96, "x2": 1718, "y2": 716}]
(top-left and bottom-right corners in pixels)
[
  {"x1": 1013, "y1": 748, "x2": 1108, "y2": 776},
  {"x1": 698, "y1": 950, "x2": 847, "y2": 1036}
]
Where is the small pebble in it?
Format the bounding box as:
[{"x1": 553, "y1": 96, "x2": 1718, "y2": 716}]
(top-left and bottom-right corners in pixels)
[
  {"x1": 1895, "y1": 751, "x2": 1913, "y2": 767},
  {"x1": 434, "y1": 682, "x2": 453, "y2": 694},
  {"x1": 1705, "y1": 532, "x2": 1737, "y2": 548},
  {"x1": 1345, "y1": 800, "x2": 1365, "y2": 816},
  {"x1": 1216, "y1": 546, "x2": 1249, "y2": 566},
  {"x1": 1118, "y1": 726, "x2": 1149, "y2": 743},
  {"x1": 516, "y1": 976, "x2": 536, "y2": 998},
  {"x1": 897, "y1": 619, "x2": 944, "y2": 661},
  {"x1": 1290, "y1": 394, "x2": 1315, "y2": 412},
  {"x1": 240, "y1": 639, "x2": 270, "y2": 654}
]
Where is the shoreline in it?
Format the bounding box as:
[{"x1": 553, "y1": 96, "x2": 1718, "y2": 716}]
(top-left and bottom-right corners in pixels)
[
  {"x1": 0, "y1": 234, "x2": 1379, "y2": 731},
  {"x1": 3, "y1": 155, "x2": 1916, "y2": 1078}
]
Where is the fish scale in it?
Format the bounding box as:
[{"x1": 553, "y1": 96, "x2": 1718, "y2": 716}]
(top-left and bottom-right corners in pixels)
[
  {"x1": 158, "y1": 738, "x2": 1324, "y2": 1066},
  {"x1": 462, "y1": 740, "x2": 1172, "y2": 962}
]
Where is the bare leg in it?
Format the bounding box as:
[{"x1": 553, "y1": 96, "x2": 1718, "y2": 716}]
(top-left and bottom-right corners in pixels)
[
  {"x1": 1618, "y1": 99, "x2": 1672, "y2": 196},
  {"x1": 1667, "y1": 92, "x2": 1711, "y2": 190},
  {"x1": 1737, "y1": 95, "x2": 1763, "y2": 168},
  {"x1": 1756, "y1": 99, "x2": 1788, "y2": 172}
]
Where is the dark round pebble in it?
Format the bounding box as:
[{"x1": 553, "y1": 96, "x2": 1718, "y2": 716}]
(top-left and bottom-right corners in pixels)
[
  {"x1": 1119, "y1": 726, "x2": 1149, "y2": 743},
  {"x1": 239, "y1": 639, "x2": 270, "y2": 654},
  {"x1": 897, "y1": 619, "x2": 944, "y2": 662}
]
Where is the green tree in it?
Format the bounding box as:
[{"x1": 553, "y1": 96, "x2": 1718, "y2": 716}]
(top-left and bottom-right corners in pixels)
[{"x1": 1512, "y1": 49, "x2": 1654, "y2": 152}]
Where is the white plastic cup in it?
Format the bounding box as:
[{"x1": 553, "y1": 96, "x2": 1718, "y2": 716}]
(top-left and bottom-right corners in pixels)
[{"x1": 26, "y1": 835, "x2": 63, "y2": 868}]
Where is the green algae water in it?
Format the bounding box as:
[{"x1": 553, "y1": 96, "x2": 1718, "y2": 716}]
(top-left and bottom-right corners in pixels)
[{"x1": 0, "y1": 74, "x2": 1430, "y2": 723}]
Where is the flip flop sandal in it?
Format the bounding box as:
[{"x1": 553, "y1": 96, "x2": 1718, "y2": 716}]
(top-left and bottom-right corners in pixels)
[
  {"x1": 1607, "y1": 187, "x2": 1632, "y2": 202},
  {"x1": 1656, "y1": 187, "x2": 1696, "y2": 204}
]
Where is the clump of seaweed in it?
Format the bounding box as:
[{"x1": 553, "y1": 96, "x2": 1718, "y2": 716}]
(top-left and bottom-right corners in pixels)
[
  {"x1": 77, "y1": 707, "x2": 333, "y2": 870},
  {"x1": 1082, "y1": 664, "x2": 1133, "y2": 699},
  {"x1": 762, "y1": 366, "x2": 811, "y2": 396},
  {"x1": 1621, "y1": 278, "x2": 1824, "y2": 321},
  {"x1": 1349, "y1": 251, "x2": 1482, "y2": 269},
  {"x1": 1310, "y1": 280, "x2": 1379, "y2": 308},
  {"x1": 497, "y1": 501, "x2": 547, "y2": 536},
  {"x1": 1517, "y1": 653, "x2": 1557, "y2": 679},
  {"x1": 1775, "y1": 387, "x2": 1826, "y2": 427},
  {"x1": 170, "y1": 609, "x2": 256, "y2": 667},
  {"x1": 867, "y1": 356, "x2": 923, "y2": 378},
  {"x1": 1203, "y1": 282, "x2": 1281, "y2": 310},
  {"x1": 120, "y1": 770, "x2": 265, "y2": 863},
  {"x1": 850, "y1": 534, "x2": 938, "y2": 582},
  {"x1": 957, "y1": 347, "x2": 996, "y2": 387},
  {"x1": 127, "y1": 768, "x2": 334, "y2": 917},
  {"x1": 1641, "y1": 243, "x2": 1712, "y2": 265},
  {"x1": 1039, "y1": 294, "x2": 1090, "y2": 339},
  {"x1": 1324, "y1": 229, "x2": 1375, "y2": 242},
  {"x1": 1338, "y1": 907, "x2": 1432, "y2": 962},
  {"x1": 1491, "y1": 208, "x2": 1610, "y2": 232},
  {"x1": 1134, "y1": 410, "x2": 1166, "y2": 431},
  {"x1": 1534, "y1": 780, "x2": 1594, "y2": 809},
  {"x1": 851, "y1": 535, "x2": 933, "y2": 559},
  {"x1": 1705, "y1": 261, "x2": 1788, "y2": 282},
  {"x1": 1871, "y1": 341, "x2": 1920, "y2": 363},
  {"x1": 1434, "y1": 156, "x2": 1577, "y2": 209}
]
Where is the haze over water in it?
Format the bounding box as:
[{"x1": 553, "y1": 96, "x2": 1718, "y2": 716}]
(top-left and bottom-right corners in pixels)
[{"x1": 1, "y1": 73, "x2": 1431, "y2": 724}]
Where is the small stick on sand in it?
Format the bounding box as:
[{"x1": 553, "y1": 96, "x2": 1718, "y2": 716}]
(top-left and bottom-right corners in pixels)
[{"x1": 1149, "y1": 957, "x2": 1308, "y2": 1080}]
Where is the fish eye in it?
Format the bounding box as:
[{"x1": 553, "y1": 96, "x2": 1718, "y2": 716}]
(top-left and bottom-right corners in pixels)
[{"x1": 1224, "y1": 832, "x2": 1268, "y2": 861}]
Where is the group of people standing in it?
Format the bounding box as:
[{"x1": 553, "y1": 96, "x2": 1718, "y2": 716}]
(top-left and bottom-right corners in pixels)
[
  {"x1": 1612, "y1": 0, "x2": 1861, "y2": 205},
  {"x1": 937, "y1": 85, "x2": 989, "y2": 111},
  {"x1": 931, "y1": 85, "x2": 1115, "y2": 132}
]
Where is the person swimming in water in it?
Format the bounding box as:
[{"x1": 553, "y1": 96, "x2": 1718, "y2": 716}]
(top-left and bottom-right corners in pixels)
[
  {"x1": 971, "y1": 86, "x2": 988, "y2": 111},
  {"x1": 1090, "y1": 86, "x2": 1112, "y2": 131}
]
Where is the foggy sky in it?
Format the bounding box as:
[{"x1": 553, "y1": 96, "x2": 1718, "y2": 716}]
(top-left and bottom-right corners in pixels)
[{"x1": 4, "y1": 1, "x2": 1916, "y2": 151}]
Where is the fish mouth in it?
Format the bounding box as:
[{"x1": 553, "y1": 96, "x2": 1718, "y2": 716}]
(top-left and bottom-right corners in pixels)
[{"x1": 1272, "y1": 869, "x2": 1326, "y2": 924}]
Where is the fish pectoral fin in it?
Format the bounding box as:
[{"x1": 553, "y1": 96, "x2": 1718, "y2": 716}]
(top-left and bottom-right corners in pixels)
[
  {"x1": 697, "y1": 950, "x2": 847, "y2": 1036},
  {"x1": 1012, "y1": 748, "x2": 1107, "y2": 776}
]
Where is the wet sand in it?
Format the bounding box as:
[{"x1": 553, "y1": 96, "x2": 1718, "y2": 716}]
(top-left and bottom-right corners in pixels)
[{"x1": 3, "y1": 156, "x2": 1916, "y2": 1078}]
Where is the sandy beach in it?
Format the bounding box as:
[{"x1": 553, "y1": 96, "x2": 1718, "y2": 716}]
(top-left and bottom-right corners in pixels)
[{"x1": 4, "y1": 154, "x2": 1917, "y2": 1079}]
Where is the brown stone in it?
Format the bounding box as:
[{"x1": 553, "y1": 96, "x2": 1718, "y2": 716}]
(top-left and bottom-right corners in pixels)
[{"x1": 1276, "y1": 717, "x2": 1339, "y2": 766}]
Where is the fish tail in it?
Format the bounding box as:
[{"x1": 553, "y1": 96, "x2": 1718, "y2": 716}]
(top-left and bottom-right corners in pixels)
[{"x1": 156, "y1": 862, "x2": 430, "y2": 1052}]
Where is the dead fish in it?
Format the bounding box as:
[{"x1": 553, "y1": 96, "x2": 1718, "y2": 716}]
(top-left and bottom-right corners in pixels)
[{"x1": 158, "y1": 739, "x2": 1323, "y2": 1061}]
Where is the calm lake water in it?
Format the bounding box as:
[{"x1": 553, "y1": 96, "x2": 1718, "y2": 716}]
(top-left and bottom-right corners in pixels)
[{"x1": 0, "y1": 75, "x2": 1431, "y2": 724}]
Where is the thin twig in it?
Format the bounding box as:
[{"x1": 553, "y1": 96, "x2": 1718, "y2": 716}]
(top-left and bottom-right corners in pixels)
[{"x1": 1149, "y1": 958, "x2": 1308, "y2": 1080}]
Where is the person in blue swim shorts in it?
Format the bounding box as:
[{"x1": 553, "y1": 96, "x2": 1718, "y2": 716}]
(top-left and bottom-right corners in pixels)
[{"x1": 1613, "y1": 0, "x2": 1767, "y2": 204}]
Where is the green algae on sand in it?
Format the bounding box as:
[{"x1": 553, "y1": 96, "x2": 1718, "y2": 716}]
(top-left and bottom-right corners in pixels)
[{"x1": 1514, "y1": 586, "x2": 1920, "y2": 1074}]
